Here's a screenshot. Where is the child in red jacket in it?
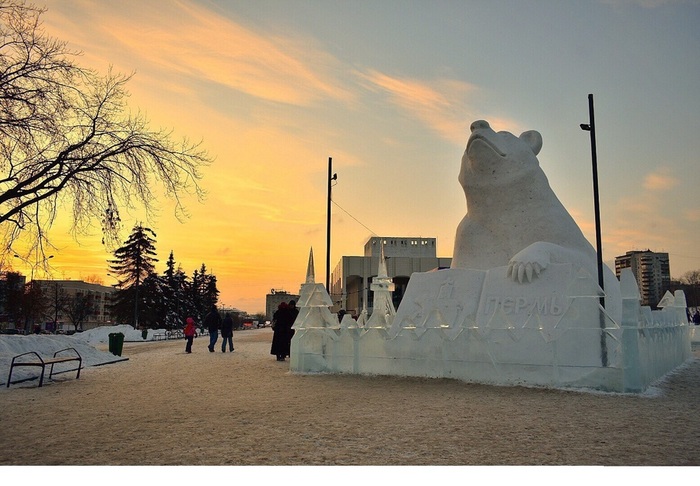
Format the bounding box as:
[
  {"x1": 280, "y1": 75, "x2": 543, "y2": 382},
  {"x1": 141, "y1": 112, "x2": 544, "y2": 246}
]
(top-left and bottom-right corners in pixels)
[{"x1": 184, "y1": 317, "x2": 197, "y2": 353}]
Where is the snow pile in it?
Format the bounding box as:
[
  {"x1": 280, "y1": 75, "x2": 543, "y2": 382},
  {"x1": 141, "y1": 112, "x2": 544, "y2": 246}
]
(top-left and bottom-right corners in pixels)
[
  {"x1": 0, "y1": 326, "x2": 132, "y2": 388},
  {"x1": 71, "y1": 324, "x2": 148, "y2": 345}
]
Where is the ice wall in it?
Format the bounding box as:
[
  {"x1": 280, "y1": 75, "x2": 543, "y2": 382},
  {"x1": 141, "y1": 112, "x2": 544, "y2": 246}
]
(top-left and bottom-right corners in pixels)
[{"x1": 290, "y1": 264, "x2": 691, "y2": 393}]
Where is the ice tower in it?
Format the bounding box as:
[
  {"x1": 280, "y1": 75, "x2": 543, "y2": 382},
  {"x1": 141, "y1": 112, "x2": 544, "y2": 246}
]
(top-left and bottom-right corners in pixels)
[
  {"x1": 292, "y1": 247, "x2": 337, "y2": 330},
  {"x1": 366, "y1": 243, "x2": 395, "y2": 328}
]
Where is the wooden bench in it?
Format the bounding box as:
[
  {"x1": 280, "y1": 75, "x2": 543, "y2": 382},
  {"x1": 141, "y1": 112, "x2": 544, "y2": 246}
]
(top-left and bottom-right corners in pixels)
[{"x1": 7, "y1": 347, "x2": 82, "y2": 388}]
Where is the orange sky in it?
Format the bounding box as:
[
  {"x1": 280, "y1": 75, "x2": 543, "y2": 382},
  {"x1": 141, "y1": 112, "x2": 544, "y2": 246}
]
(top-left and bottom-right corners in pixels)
[{"x1": 6, "y1": 1, "x2": 700, "y2": 313}]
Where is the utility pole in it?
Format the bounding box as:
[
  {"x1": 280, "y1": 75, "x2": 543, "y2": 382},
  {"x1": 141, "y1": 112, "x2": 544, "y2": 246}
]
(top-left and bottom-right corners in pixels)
[
  {"x1": 580, "y1": 93, "x2": 607, "y2": 367},
  {"x1": 326, "y1": 157, "x2": 337, "y2": 294}
]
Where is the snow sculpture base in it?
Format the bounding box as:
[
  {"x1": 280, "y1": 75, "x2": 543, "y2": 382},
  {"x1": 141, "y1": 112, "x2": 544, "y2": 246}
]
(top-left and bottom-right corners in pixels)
[{"x1": 290, "y1": 265, "x2": 691, "y2": 393}]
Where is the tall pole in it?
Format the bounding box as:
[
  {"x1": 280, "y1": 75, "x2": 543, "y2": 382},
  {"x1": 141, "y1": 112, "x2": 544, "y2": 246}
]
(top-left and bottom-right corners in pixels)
[
  {"x1": 326, "y1": 157, "x2": 334, "y2": 293},
  {"x1": 580, "y1": 93, "x2": 607, "y2": 367}
]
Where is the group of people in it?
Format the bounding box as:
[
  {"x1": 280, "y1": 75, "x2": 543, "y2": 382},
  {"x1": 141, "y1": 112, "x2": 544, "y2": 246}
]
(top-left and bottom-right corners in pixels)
[
  {"x1": 183, "y1": 305, "x2": 235, "y2": 354},
  {"x1": 181, "y1": 300, "x2": 299, "y2": 362},
  {"x1": 270, "y1": 300, "x2": 298, "y2": 361}
]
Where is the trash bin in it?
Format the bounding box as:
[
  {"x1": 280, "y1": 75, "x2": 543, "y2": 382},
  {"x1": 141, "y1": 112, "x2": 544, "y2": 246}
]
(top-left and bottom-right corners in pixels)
[{"x1": 109, "y1": 332, "x2": 124, "y2": 356}]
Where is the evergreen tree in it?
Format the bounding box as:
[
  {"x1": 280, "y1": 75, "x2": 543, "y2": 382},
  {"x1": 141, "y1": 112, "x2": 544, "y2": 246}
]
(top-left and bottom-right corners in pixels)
[
  {"x1": 108, "y1": 224, "x2": 158, "y2": 327},
  {"x1": 162, "y1": 251, "x2": 190, "y2": 329},
  {"x1": 189, "y1": 267, "x2": 204, "y2": 322},
  {"x1": 198, "y1": 263, "x2": 220, "y2": 310},
  {"x1": 186, "y1": 263, "x2": 219, "y2": 323},
  {"x1": 139, "y1": 273, "x2": 166, "y2": 329}
]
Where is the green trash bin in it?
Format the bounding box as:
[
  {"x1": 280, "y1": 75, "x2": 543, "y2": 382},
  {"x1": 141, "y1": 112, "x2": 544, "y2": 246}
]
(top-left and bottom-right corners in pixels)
[{"x1": 109, "y1": 332, "x2": 124, "y2": 356}]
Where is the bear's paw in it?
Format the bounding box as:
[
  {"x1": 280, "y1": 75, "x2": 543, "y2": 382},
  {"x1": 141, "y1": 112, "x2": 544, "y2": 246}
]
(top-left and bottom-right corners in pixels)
[{"x1": 507, "y1": 243, "x2": 553, "y2": 283}]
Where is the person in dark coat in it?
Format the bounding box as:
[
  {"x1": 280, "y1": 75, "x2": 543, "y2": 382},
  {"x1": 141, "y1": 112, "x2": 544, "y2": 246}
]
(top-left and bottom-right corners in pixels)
[
  {"x1": 270, "y1": 302, "x2": 287, "y2": 361},
  {"x1": 221, "y1": 313, "x2": 234, "y2": 353},
  {"x1": 203, "y1": 305, "x2": 222, "y2": 352},
  {"x1": 270, "y1": 300, "x2": 299, "y2": 361},
  {"x1": 271, "y1": 302, "x2": 289, "y2": 361}
]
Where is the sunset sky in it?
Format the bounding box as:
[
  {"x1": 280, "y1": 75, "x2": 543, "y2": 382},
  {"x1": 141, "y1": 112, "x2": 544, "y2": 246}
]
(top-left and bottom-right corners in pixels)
[{"x1": 9, "y1": 0, "x2": 700, "y2": 313}]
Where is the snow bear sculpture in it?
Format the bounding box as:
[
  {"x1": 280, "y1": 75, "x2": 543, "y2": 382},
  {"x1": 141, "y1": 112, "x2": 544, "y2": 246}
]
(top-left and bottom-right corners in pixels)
[{"x1": 451, "y1": 120, "x2": 620, "y2": 318}]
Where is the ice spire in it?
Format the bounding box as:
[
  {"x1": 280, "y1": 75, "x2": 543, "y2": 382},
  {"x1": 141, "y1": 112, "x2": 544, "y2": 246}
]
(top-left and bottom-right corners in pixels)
[
  {"x1": 293, "y1": 247, "x2": 336, "y2": 330},
  {"x1": 367, "y1": 241, "x2": 396, "y2": 328},
  {"x1": 377, "y1": 241, "x2": 388, "y2": 278},
  {"x1": 306, "y1": 247, "x2": 315, "y2": 284}
]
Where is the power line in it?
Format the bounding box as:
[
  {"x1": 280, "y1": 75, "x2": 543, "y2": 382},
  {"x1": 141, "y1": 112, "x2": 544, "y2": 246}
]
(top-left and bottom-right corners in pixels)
[{"x1": 331, "y1": 199, "x2": 377, "y2": 236}]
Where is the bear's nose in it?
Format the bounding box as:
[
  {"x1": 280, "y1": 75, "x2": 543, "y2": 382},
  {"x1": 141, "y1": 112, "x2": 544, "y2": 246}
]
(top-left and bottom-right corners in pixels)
[{"x1": 470, "y1": 120, "x2": 490, "y2": 132}]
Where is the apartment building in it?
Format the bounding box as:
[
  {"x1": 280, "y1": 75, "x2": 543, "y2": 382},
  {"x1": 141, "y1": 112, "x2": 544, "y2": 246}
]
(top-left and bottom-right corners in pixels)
[
  {"x1": 614, "y1": 250, "x2": 670, "y2": 309},
  {"x1": 34, "y1": 279, "x2": 116, "y2": 331}
]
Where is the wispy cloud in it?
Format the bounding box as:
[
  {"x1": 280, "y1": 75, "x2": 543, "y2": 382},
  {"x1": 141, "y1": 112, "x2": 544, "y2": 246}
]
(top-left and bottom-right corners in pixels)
[
  {"x1": 43, "y1": 0, "x2": 352, "y2": 107},
  {"x1": 356, "y1": 69, "x2": 479, "y2": 142},
  {"x1": 642, "y1": 167, "x2": 679, "y2": 191}
]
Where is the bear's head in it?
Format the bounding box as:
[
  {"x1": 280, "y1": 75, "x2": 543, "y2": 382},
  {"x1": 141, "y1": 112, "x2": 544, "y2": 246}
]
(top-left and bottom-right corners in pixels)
[{"x1": 459, "y1": 120, "x2": 543, "y2": 190}]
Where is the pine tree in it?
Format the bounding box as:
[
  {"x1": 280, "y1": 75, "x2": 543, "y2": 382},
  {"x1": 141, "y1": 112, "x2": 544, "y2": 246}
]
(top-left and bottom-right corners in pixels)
[
  {"x1": 197, "y1": 263, "x2": 220, "y2": 310},
  {"x1": 139, "y1": 273, "x2": 166, "y2": 329},
  {"x1": 108, "y1": 224, "x2": 158, "y2": 327},
  {"x1": 162, "y1": 251, "x2": 190, "y2": 329},
  {"x1": 186, "y1": 263, "x2": 219, "y2": 322}
]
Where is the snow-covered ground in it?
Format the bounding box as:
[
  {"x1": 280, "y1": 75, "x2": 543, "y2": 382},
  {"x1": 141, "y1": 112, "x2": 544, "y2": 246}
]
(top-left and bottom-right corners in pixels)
[{"x1": 0, "y1": 325, "x2": 165, "y2": 387}]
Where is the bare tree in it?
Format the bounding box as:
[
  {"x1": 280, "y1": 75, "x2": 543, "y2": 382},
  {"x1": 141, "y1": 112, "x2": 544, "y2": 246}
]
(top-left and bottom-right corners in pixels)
[
  {"x1": 42, "y1": 280, "x2": 70, "y2": 331},
  {"x1": 679, "y1": 270, "x2": 700, "y2": 308},
  {"x1": 680, "y1": 270, "x2": 700, "y2": 286},
  {"x1": 62, "y1": 292, "x2": 93, "y2": 332},
  {"x1": 84, "y1": 274, "x2": 104, "y2": 285},
  {"x1": 0, "y1": 1, "x2": 211, "y2": 264}
]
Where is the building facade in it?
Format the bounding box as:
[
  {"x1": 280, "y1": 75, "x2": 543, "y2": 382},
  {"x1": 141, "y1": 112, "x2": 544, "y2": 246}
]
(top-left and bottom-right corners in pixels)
[
  {"x1": 265, "y1": 289, "x2": 300, "y2": 321},
  {"x1": 331, "y1": 236, "x2": 452, "y2": 316},
  {"x1": 614, "y1": 250, "x2": 670, "y2": 309},
  {"x1": 34, "y1": 280, "x2": 116, "y2": 331}
]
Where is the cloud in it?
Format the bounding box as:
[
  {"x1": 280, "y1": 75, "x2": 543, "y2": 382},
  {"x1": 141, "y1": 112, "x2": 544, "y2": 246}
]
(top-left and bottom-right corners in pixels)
[
  {"x1": 356, "y1": 69, "x2": 479, "y2": 142},
  {"x1": 43, "y1": 0, "x2": 352, "y2": 107},
  {"x1": 642, "y1": 167, "x2": 680, "y2": 191}
]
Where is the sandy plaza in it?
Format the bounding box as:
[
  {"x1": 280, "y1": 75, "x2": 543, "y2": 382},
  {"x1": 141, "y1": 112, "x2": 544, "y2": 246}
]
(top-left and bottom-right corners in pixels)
[{"x1": 1, "y1": 327, "x2": 698, "y2": 472}]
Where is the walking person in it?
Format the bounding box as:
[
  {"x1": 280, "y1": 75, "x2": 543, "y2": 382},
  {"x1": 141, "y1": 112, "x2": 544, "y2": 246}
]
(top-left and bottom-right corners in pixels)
[
  {"x1": 221, "y1": 312, "x2": 234, "y2": 353},
  {"x1": 184, "y1": 317, "x2": 197, "y2": 353},
  {"x1": 203, "y1": 304, "x2": 222, "y2": 352}
]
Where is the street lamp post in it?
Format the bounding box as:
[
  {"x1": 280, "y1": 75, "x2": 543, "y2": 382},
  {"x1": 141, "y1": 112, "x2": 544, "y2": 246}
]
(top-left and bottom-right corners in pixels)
[
  {"x1": 580, "y1": 93, "x2": 607, "y2": 367},
  {"x1": 326, "y1": 156, "x2": 337, "y2": 294}
]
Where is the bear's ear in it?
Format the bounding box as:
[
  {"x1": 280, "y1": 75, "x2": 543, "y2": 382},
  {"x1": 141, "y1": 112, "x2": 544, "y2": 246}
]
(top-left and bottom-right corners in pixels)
[{"x1": 519, "y1": 130, "x2": 542, "y2": 156}]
